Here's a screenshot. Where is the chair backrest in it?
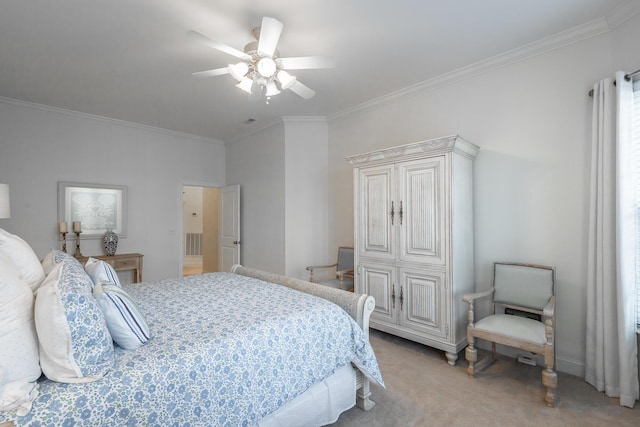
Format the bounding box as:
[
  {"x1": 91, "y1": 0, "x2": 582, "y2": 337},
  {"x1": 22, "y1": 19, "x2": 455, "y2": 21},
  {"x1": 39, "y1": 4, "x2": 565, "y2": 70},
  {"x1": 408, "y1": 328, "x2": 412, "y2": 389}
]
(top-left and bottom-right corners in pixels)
[
  {"x1": 336, "y1": 247, "x2": 354, "y2": 271},
  {"x1": 493, "y1": 262, "x2": 554, "y2": 311}
]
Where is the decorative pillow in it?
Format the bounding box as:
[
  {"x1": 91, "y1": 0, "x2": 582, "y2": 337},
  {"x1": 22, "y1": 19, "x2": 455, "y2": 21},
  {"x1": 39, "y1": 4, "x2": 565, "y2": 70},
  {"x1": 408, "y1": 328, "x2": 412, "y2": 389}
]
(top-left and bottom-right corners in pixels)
[
  {"x1": 42, "y1": 249, "x2": 83, "y2": 276},
  {"x1": 0, "y1": 228, "x2": 45, "y2": 292},
  {"x1": 94, "y1": 282, "x2": 150, "y2": 350},
  {"x1": 35, "y1": 259, "x2": 114, "y2": 383},
  {"x1": 0, "y1": 254, "x2": 41, "y2": 415},
  {"x1": 84, "y1": 257, "x2": 122, "y2": 288}
]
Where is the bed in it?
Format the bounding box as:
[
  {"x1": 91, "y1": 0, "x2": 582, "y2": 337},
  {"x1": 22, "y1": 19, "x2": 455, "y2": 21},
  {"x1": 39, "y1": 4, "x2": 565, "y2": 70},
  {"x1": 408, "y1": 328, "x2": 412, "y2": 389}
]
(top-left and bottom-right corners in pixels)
[{"x1": 0, "y1": 231, "x2": 383, "y2": 427}]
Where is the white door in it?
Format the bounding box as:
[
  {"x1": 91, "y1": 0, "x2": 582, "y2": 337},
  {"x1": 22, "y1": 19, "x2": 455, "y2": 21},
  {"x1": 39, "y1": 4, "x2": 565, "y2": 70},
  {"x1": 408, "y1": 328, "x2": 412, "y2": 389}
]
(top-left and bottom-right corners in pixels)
[
  {"x1": 397, "y1": 157, "x2": 446, "y2": 265},
  {"x1": 219, "y1": 185, "x2": 241, "y2": 272},
  {"x1": 357, "y1": 164, "x2": 396, "y2": 261},
  {"x1": 398, "y1": 267, "x2": 448, "y2": 339},
  {"x1": 358, "y1": 262, "x2": 397, "y2": 327}
]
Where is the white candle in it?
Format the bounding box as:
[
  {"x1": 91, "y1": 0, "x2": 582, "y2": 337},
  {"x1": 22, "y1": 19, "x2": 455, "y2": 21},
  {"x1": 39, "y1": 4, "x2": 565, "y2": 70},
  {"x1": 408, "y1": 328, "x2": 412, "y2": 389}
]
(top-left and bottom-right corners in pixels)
[
  {"x1": 59, "y1": 222, "x2": 67, "y2": 233},
  {"x1": 73, "y1": 221, "x2": 81, "y2": 232}
]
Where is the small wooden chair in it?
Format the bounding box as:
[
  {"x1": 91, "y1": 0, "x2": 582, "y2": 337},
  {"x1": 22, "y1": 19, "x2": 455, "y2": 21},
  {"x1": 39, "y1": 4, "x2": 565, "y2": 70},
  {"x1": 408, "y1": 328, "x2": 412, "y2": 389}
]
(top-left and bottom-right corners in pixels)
[
  {"x1": 306, "y1": 247, "x2": 354, "y2": 291},
  {"x1": 463, "y1": 262, "x2": 557, "y2": 406}
]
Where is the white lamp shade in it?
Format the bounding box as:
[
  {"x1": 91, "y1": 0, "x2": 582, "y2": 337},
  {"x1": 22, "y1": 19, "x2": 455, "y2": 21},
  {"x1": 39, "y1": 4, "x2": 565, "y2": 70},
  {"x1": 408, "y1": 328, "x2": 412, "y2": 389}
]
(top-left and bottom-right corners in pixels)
[
  {"x1": 236, "y1": 77, "x2": 254, "y2": 94},
  {"x1": 265, "y1": 81, "x2": 281, "y2": 97},
  {"x1": 277, "y1": 70, "x2": 296, "y2": 89},
  {"x1": 228, "y1": 62, "x2": 249, "y2": 81},
  {"x1": 0, "y1": 183, "x2": 10, "y2": 219}
]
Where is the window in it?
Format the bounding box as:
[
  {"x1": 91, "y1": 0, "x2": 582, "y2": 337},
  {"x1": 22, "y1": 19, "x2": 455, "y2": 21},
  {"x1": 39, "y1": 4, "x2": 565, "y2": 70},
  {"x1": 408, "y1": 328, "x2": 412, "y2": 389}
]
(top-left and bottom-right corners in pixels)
[{"x1": 633, "y1": 76, "x2": 640, "y2": 327}]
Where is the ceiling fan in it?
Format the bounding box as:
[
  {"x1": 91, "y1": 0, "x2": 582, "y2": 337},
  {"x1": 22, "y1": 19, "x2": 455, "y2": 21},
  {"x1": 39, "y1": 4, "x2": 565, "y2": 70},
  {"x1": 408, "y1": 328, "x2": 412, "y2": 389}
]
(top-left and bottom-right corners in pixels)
[{"x1": 187, "y1": 16, "x2": 333, "y2": 100}]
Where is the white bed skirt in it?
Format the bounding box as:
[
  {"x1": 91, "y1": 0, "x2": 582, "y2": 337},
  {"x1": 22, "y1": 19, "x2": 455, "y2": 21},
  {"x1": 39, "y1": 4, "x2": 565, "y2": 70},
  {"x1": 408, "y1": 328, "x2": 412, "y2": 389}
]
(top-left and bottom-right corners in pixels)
[{"x1": 257, "y1": 364, "x2": 356, "y2": 427}]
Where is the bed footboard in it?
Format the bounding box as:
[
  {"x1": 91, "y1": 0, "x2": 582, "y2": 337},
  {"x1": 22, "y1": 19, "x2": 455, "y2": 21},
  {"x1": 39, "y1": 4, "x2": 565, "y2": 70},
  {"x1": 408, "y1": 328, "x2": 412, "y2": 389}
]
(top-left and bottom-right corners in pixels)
[{"x1": 230, "y1": 265, "x2": 376, "y2": 410}]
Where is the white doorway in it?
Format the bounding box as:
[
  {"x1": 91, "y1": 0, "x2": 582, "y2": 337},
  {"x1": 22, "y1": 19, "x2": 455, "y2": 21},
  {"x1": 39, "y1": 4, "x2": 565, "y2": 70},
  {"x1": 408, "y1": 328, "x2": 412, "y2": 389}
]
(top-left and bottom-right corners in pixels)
[
  {"x1": 182, "y1": 185, "x2": 241, "y2": 276},
  {"x1": 182, "y1": 186, "x2": 221, "y2": 276}
]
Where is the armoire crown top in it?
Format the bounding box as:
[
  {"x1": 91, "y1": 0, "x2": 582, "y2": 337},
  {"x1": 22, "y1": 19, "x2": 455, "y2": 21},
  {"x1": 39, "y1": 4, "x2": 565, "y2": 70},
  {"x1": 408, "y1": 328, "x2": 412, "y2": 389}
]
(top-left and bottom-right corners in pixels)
[{"x1": 345, "y1": 134, "x2": 478, "y2": 166}]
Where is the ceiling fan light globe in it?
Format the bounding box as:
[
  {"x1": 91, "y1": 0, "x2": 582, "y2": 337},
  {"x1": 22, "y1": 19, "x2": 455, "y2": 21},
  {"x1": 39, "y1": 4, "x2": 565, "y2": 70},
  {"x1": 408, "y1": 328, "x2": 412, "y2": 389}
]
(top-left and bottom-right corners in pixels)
[
  {"x1": 265, "y1": 82, "x2": 281, "y2": 97},
  {"x1": 236, "y1": 77, "x2": 254, "y2": 94},
  {"x1": 228, "y1": 62, "x2": 249, "y2": 81},
  {"x1": 256, "y1": 57, "x2": 277, "y2": 78},
  {"x1": 276, "y1": 70, "x2": 296, "y2": 89}
]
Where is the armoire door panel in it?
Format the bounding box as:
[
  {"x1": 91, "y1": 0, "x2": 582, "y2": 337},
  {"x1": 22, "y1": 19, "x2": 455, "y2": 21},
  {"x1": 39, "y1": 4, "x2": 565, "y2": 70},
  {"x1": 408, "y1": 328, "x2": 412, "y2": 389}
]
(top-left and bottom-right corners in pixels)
[
  {"x1": 398, "y1": 158, "x2": 446, "y2": 265},
  {"x1": 359, "y1": 263, "x2": 396, "y2": 325},
  {"x1": 359, "y1": 165, "x2": 395, "y2": 260},
  {"x1": 399, "y1": 269, "x2": 447, "y2": 339}
]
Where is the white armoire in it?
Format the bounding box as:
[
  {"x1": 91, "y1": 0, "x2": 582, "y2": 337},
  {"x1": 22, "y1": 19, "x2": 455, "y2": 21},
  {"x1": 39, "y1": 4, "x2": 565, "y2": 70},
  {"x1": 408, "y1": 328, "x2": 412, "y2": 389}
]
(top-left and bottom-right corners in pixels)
[{"x1": 346, "y1": 135, "x2": 479, "y2": 365}]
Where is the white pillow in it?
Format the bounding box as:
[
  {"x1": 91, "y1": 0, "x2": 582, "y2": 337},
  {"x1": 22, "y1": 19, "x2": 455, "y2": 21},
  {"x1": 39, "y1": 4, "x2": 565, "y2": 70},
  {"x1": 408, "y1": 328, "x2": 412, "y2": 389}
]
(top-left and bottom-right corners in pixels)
[
  {"x1": 35, "y1": 259, "x2": 114, "y2": 383},
  {"x1": 84, "y1": 257, "x2": 122, "y2": 288},
  {"x1": 0, "y1": 228, "x2": 45, "y2": 292},
  {"x1": 0, "y1": 253, "x2": 41, "y2": 416},
  {"x1": 94, "y1": 282, "x2": 150, "y2": 350}
]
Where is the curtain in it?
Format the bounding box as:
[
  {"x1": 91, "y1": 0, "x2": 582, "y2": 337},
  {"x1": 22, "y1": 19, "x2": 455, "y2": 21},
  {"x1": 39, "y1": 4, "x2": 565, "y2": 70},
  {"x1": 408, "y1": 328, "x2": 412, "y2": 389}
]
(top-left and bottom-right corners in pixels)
[{"x1": 585, "y1": 71, "x2": 639, "y2": 408}]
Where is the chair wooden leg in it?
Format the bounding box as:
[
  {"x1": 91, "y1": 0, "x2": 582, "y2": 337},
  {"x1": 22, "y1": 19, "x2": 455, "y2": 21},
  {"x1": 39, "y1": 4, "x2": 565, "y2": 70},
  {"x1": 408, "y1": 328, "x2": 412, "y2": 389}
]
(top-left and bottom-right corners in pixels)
[
  {"x1": 542, "y1": 366, "x2": 557, "y2": 407},
  {"x1": 466, "y1": 337, "x2": 477, "y2": 377},
  {"x1": 542, "y1": 316, "x2": 557, "y2": 407}
]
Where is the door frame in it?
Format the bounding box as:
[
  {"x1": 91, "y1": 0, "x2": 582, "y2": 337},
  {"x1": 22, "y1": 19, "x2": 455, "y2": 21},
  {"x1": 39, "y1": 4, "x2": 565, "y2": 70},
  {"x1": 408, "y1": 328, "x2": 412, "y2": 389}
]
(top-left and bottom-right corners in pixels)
[{"x1": 178, "y1": 181, "x2": 223, "y2": 277}]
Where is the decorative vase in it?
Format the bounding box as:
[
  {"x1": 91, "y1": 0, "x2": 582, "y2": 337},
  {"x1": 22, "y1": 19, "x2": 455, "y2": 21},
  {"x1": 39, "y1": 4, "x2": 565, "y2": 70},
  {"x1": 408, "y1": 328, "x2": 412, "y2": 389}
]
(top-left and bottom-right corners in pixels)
[{"x1": 103, "y1": 229, "x2": 118, "y2": 256}]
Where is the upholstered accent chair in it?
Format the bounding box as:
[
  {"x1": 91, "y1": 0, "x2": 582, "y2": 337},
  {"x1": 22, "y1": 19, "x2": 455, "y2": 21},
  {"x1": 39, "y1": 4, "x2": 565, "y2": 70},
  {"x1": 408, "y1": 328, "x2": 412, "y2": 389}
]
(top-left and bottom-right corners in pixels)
[
  {"x1": 306, "y1": 247, "x2": 354, "y2": 291},
  {"x1": 463, "y1": 262, "x2": 557, "y2": 406}
]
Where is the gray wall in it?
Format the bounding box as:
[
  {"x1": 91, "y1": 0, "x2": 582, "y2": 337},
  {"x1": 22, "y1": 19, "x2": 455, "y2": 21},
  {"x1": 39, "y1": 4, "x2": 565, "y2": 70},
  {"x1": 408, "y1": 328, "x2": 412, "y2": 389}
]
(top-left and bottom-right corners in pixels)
[
  {"x1": 225, "y1": 122, "x2": 286, "y2": 274},
  {"x1": 0, "y1": 99, "x2": 226, "y2": 281},
  {"x1": 225, "y1": 117, "x2": 330, "y2": 279}
]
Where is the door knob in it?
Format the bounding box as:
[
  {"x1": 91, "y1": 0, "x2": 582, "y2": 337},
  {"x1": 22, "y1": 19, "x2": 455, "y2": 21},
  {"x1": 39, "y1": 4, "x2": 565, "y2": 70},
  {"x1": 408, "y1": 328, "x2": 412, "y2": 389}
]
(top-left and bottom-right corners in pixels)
[{"x1": 233, "y1": 240, "x2": 241, "y2": 245}]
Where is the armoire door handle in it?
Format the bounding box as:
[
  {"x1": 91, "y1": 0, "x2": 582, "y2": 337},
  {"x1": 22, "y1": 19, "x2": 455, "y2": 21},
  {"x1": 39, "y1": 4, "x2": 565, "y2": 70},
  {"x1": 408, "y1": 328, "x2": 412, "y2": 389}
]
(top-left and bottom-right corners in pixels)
[
  {"x1": 391, "y1": 284, "x2": 396, "y2": 309},
  {"x1": 390, "y1": 201, "x2": 395, "y2": 225}
]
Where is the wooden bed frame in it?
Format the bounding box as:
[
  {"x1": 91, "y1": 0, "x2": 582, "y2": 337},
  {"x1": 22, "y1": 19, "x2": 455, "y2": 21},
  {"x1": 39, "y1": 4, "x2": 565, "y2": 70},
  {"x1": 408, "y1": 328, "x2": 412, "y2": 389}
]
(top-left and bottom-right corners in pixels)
[{"x1": 231, "y1": 265, "x2": 377, "y2": 411}]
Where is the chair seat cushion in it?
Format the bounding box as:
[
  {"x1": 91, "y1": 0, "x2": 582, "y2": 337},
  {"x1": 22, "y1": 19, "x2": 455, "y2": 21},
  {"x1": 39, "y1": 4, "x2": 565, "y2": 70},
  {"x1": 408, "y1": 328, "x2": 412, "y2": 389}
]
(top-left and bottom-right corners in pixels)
[
  {"x1": 474, "y1": 314, "x2": 546, "y2": 345},
  {"x1": 318, "y1": 278, "x2": 354, "y2": 292}
]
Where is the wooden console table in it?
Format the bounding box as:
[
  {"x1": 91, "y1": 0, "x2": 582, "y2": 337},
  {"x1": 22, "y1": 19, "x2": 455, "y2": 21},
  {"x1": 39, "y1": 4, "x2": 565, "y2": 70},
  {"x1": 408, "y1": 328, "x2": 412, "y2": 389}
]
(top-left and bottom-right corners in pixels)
[{"x1": 77, "y1": 253, "x2": 144, "y2": 283}]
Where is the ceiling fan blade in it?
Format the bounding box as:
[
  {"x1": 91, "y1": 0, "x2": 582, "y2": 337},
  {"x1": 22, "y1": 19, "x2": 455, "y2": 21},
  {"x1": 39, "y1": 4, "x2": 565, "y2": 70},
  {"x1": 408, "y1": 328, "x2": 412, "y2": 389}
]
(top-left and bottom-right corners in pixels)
[
  {"x1": 288, "y1": 80, "x2": 316, "y2": 99},
  {"x1": 192, "y1": 67, "x2": 230, "y2": 78},
  {"x1": 257, "y1": 17, "x2": 283, "y2": 58},
  {"x1": 277, "y1": 56, "x2": 335, "y2": 70},
  {"x1": 187, "y1": 30, "x2": 252, "y2": 61}
]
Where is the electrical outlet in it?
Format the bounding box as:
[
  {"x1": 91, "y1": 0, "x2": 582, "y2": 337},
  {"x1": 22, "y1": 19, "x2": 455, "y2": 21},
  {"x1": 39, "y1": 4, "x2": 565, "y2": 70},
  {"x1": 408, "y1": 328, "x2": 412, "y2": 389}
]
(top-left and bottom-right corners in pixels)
[{"x1": 517, "y1": 354, "x2": 536, "y2": 366}]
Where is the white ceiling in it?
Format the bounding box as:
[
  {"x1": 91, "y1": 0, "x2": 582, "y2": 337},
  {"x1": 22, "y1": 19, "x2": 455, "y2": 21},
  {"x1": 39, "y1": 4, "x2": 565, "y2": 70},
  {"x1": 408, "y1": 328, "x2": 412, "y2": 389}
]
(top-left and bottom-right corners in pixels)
[{"x1": 0, "y1": 0, "x2": 634, "y2": 141}]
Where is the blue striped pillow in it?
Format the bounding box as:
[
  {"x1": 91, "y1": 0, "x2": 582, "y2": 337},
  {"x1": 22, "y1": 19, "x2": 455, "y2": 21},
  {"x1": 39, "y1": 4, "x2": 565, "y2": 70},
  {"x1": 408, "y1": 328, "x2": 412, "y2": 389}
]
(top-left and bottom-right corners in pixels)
[
  {"x1": 84, "y1": 258, "x2": 122, "y2": 288},
  {"x1": 93, "y1": 282, "x2": 150, "y2": 350}
]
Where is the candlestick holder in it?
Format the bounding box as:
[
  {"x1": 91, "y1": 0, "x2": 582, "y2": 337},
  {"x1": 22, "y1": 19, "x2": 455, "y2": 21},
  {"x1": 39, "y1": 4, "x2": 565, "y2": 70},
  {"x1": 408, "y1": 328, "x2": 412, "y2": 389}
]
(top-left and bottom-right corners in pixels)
[
  {"x1": 74, "y1": 231, "x2": 83, "y2": 258},
  {"x1": 60, "y1": 231, "x2": 67, "y2": 253}
]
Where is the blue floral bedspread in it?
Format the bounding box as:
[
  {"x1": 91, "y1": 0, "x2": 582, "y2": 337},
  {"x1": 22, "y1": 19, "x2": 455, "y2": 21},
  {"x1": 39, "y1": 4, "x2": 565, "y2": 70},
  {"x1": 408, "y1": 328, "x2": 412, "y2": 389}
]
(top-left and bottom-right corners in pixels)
[{"x1": 2, "y1": 273, "x2": 383, "y2": 426}]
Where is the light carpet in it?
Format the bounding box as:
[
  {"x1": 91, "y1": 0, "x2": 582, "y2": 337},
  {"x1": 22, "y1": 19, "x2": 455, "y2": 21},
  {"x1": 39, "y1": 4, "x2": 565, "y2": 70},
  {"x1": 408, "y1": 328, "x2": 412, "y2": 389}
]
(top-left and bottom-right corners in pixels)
[{"x1": 331, "y1": 330, "x2": 639, "y2": 426}]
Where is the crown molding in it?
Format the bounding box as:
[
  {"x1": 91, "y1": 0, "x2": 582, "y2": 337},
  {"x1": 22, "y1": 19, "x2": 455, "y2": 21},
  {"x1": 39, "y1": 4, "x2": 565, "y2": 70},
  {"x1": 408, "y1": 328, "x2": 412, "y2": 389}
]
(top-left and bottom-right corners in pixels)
[
  {"x1": 345, "y1": 134, "x2": 478, "y2": 166},
  {"x1": 329, "y1": 17, "x2": 611, "y2": 122},
  {"x1": 225, "y1": 117, "x2": 283, "y2": 145},
  {"x1": 0, "y1": 96, "x2": 224, "y2": 146},
  {"x1": 605, "y1": 0, "x2": 640, "y2": 30},
  {"x1": 226, "y1": 116, "x2": 328, "y2": 145},
  {"x1": 281, "y1": 116, "x2": 327, "y2": 124}
]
